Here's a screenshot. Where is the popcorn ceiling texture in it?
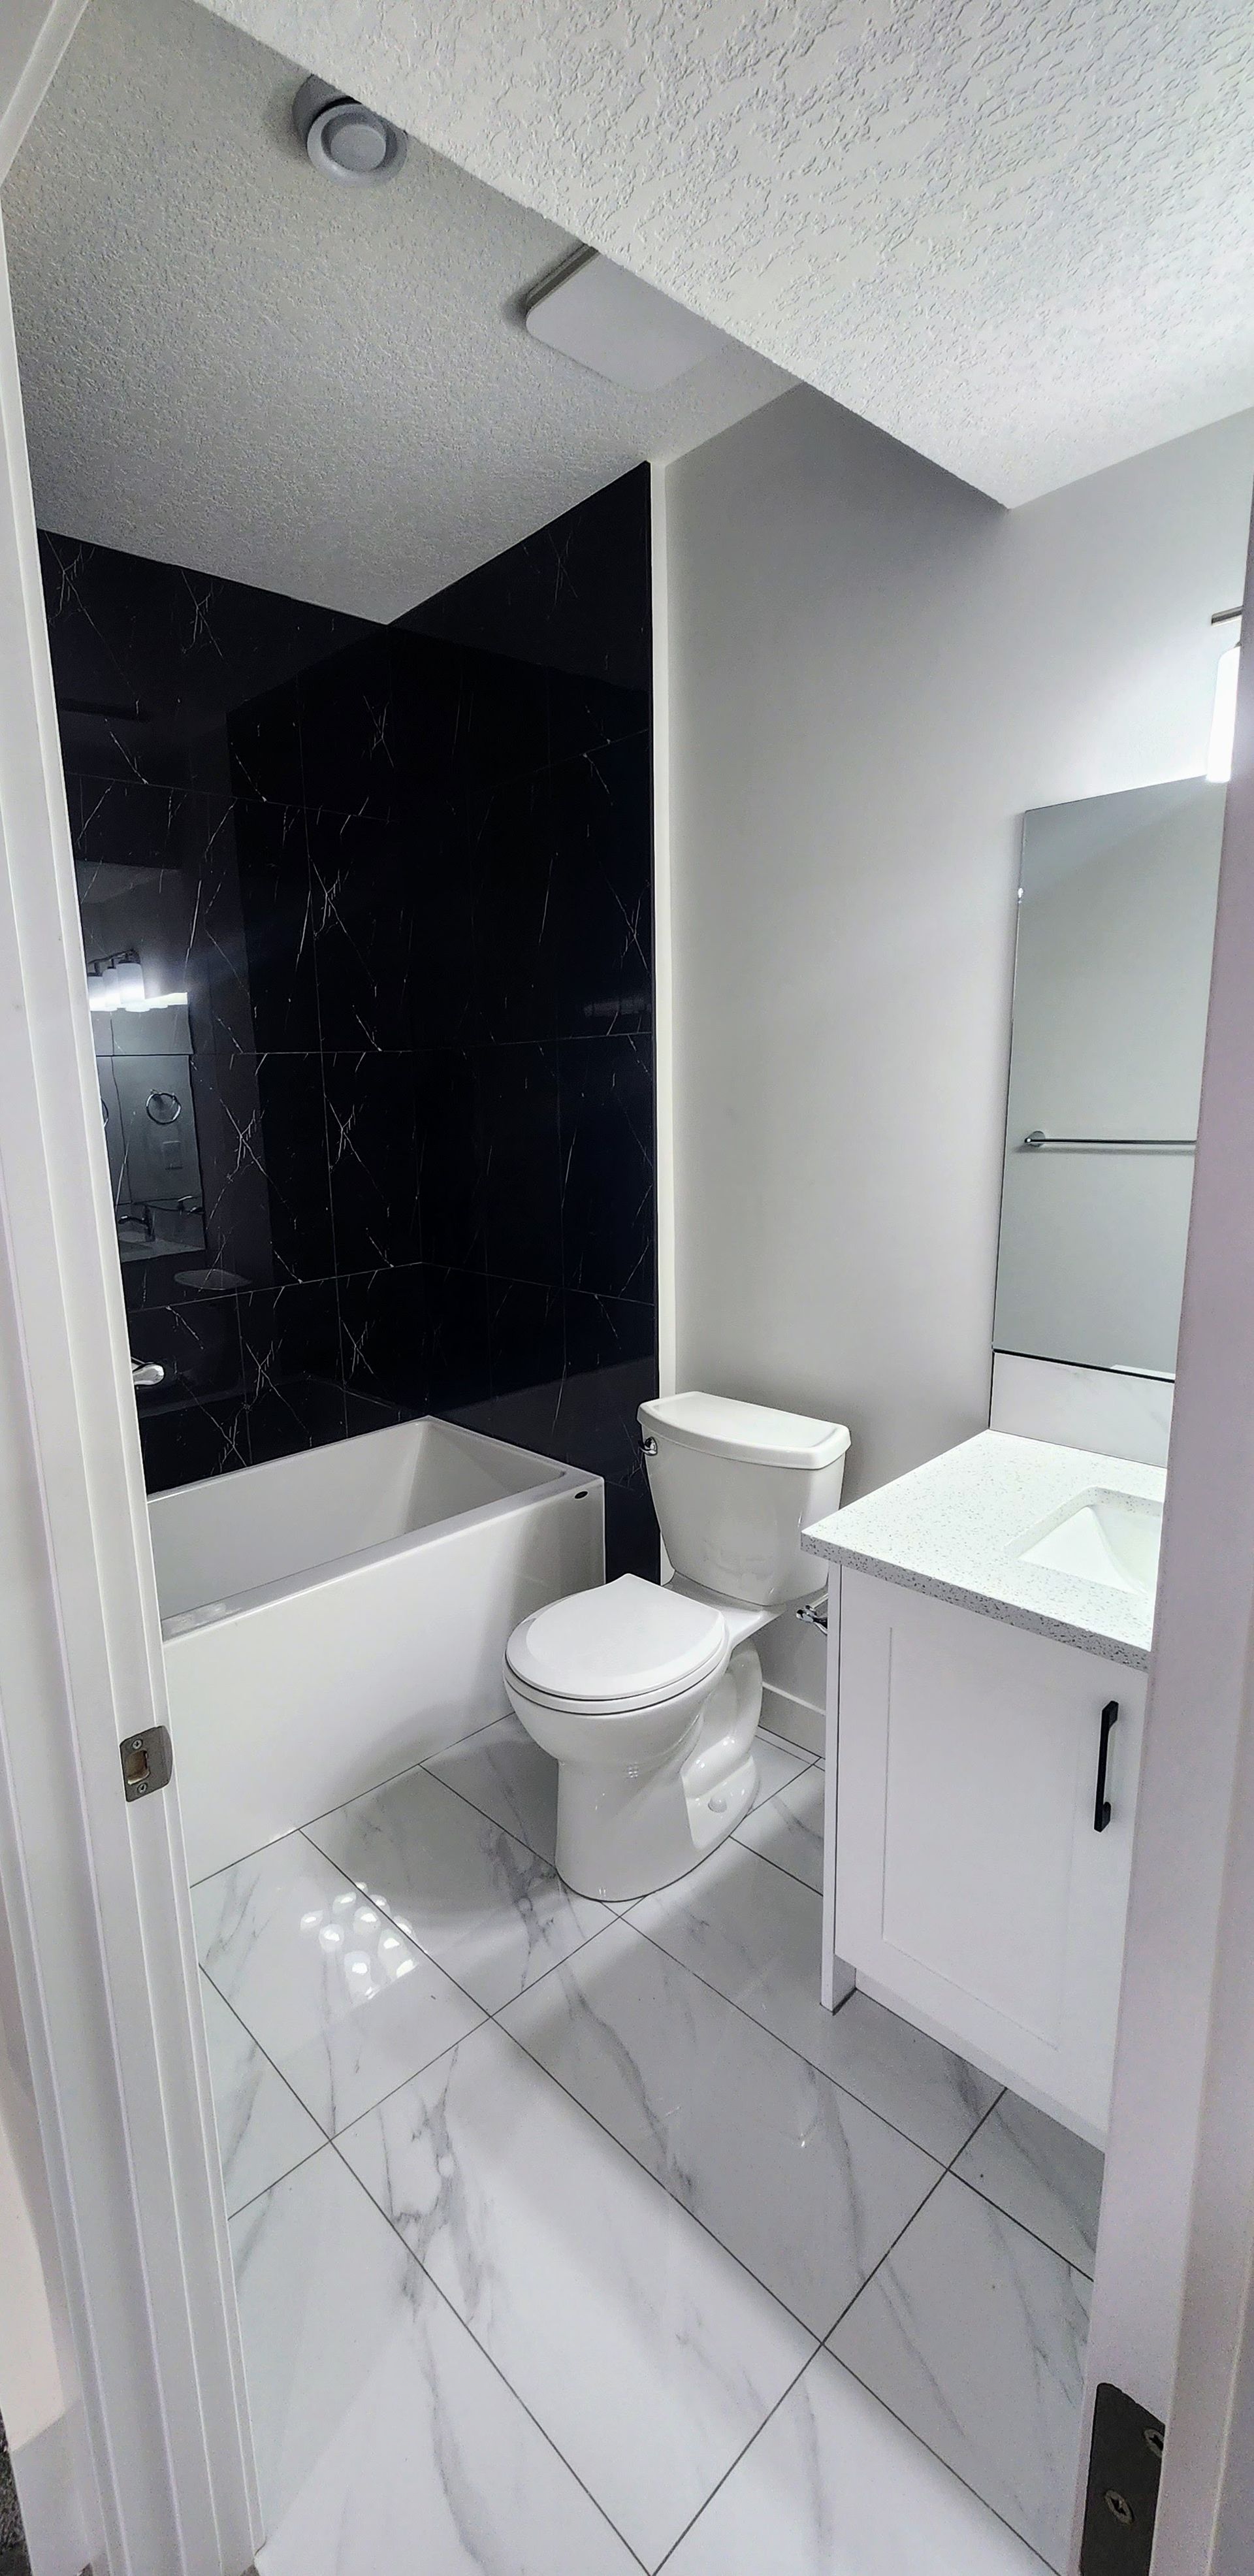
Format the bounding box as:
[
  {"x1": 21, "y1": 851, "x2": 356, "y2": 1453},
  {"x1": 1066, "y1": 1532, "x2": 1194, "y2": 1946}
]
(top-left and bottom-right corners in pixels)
[
  {"x1": 198, "y1": 0, "x2": 1254, "y2": 506},
  {"x1": 3, "y1": 0, "x2": 790, "y2": 618}
]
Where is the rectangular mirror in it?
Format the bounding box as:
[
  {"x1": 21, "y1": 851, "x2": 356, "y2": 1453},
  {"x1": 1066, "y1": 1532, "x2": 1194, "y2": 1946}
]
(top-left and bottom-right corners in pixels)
[{"x1": 994, "y1": 777, "x2": 1227, "y2": 1378}]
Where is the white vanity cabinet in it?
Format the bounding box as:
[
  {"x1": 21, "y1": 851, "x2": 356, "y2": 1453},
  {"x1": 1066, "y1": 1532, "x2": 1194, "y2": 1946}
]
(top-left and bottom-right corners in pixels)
[{"x1": 829, "y1": 1567, "x2": 1146, "y2": 2139}]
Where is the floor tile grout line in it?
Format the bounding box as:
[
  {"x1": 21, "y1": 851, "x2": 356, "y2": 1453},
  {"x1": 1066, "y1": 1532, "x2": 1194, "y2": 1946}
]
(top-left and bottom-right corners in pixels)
[
  {"x1": 726, "y1": 1832, "x2": 824, "y2": 1899},
  {"x1": 820, "y1": 2078, "x2": 1008, "y2": 2341},
  {"x1": 196, "y1": 1959, "x2": 336, "y2": 2146},
  {"x1": 820, "y1": 2336, "x2": 1063, "y2": 2575},
  {"x1": 479, "y1": 2008, "x2": 831, "y2": 2347},
  {"x1": 418, "y1": 1725, "x2": 820, "y2": 1879},
  {"x1": 321, "y1": 2129, "x2": 656, "y2": 2572},
  {"x1": 649, "y1": 2345, "x2": 822, "y2": 2574},
  {"x1": 187, "y1": 1713, "x2": 816, "y2": 1898},
  {"x1": 939, "y1": 2156, "x2": 1099, "y2": 2285},
  {"x1": 224, "y1": 2135, "x2": 329, "y2": 2228},
  {"x1": 185, "y1": 1706, "x2": 511, "y2": 1889},
  {"x1": 623, "y1": 1910, "x2": 976, "y2": 2166},
  {"x1": 294, "y1": 1816, "x2": 506, "y2": 2028},
  {"x1": 814, "y1": 2087, "x2": 1091, "y2": 2566}
]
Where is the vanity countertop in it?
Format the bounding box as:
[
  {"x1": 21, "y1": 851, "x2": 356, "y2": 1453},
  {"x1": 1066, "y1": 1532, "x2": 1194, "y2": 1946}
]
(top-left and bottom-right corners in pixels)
[{"x1": 803, "y1": 1429, "x2": 1166, "y2": 1668}]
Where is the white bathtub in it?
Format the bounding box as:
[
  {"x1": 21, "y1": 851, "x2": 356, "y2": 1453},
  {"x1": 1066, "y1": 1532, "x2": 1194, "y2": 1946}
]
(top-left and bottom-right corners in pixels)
[{"x1": 151, "y1": 1418, "x2": 603, "y2": 1881}]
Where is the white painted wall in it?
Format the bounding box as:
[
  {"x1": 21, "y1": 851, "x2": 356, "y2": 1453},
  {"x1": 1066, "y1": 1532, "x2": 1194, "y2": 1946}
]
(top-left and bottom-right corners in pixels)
[{"x1": 665, "y1": 387, "x2": 1254, "y2": 1502}]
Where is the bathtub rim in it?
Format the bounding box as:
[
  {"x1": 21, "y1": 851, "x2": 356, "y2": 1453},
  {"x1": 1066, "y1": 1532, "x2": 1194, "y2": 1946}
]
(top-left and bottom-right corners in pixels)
[{"x1": 152, "y1": 1415, "x2": 603, "y2": 1639}]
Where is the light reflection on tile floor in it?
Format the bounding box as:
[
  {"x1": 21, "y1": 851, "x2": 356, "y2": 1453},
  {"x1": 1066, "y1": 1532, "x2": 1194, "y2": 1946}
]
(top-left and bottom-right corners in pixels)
[{"x1": 195, "y1": 1713, "x2": 1096, "y2": 2575}]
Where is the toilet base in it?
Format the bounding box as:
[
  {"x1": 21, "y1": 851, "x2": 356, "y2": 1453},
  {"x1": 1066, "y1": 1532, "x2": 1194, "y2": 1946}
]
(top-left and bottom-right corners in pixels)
[{"x1": 554, "y1": 1644, "x2": 763, "y2": 1902}]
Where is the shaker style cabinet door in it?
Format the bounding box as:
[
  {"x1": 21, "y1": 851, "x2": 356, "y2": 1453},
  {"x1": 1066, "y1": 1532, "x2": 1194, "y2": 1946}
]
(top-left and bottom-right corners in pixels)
[{"x1": 833, "y1": 1569, "x2": 1145, "y2": 2137}]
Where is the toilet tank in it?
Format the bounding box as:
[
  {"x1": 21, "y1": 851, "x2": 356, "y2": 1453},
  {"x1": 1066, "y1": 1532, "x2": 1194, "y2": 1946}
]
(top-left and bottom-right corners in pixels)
[{"x1": 639, "y1": 1392, "x2": 850, "y2": 1607}]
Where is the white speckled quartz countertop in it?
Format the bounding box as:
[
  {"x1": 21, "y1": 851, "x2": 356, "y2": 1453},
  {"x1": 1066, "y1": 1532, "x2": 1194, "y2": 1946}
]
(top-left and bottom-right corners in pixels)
[{"x1": 803, "y1": 1429, "x2": 1166, "y2": 1669}]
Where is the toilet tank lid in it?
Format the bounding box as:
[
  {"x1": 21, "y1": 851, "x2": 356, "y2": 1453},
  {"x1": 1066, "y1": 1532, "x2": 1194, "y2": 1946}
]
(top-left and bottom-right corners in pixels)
[{"x1": 639, "y1": 1392, "x2": 850, "y2": 1473}]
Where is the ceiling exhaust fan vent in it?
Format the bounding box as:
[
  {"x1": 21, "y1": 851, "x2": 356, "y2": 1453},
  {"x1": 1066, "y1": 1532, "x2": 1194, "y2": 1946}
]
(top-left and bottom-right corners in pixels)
[{"x1": 292, "y1": 75, "x2": 407, "y2": 186}]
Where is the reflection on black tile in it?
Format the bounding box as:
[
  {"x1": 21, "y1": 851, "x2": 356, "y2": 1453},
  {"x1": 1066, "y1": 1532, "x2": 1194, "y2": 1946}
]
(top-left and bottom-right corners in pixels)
[
  {"x1": 469, "y1": 772, "x2": 558, "y2": 1044},
  {"x1": 233, "y1": 801, "x2": 320, "y2": 1050},
  {"x1": 413, "y1": 1049, "x2": 485, "y2": 1269},
  {"x1": 551, "y1": 736, "x2": 652, "y2": 1040},
  {"x1": 298, "y1": 632, "x2": 400, "y2": 823},
  {"x1": 486, "y1": 1275, "x2": 566, "y2": 1399},
  {"x1": 553, "y1": 1341, "x2": 658, "y2": 1492},
  {"x1": 130, "y1": 1296, "x2": 245, "y2": 1407},
  {"x1": 558, "y1": 1035, "x2": 656, "y2": 1299},
  {"x1": 253, "y1": 1055, "x2": 334, "y2": 1284},
  {"x1": 238, "y1": 1280, "x2": 345, "y2": 1459},
  {"x1": 308, "y1": 806, "x2": 417, "y2": 1051},
  {"x1": 326, "y1": 1053, "x2": 421, "y2": 1271},
  {"x1": 422, "y1": 1264, "x2": 492, "y2": 1410},
  {"x1": 480, "y1": 1045, "x2": 562, "y2": 1287},
  {"x1": 139, "y1": 1399, "x2": 250, "y2": 1493},
  {"x1": 337, "y1": 1264, "x2": 428, "y2": 1414},
  {"x1": 604, "y1": 1480, "x2": 661, "y2": 1582}
]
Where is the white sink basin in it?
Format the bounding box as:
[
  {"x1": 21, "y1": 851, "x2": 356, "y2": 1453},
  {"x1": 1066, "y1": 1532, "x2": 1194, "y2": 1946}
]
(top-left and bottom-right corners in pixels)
[{"x1": 1019, "y1": 1491, "x2": 1163, "y2": 1597}]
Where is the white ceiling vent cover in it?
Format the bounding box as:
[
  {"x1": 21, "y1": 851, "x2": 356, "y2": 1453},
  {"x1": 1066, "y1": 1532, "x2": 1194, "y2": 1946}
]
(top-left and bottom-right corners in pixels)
[{"x1": 525, "y1": 251, "x2": 729, "y2": 393}]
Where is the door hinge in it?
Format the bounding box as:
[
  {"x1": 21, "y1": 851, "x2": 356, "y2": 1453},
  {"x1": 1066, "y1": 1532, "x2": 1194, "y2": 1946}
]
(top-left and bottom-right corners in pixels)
[
  {"x1": 120, "y1": 1724, "x2": 173, "y2": 1802},
  {"x1": 1080, "y1": 2383, "x2": 1165, "y2": 2575}
]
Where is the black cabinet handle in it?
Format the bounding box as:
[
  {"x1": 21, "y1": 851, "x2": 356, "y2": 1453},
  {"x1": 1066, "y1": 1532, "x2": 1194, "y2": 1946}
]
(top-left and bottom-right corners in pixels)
[{"x1": 1094, "y1": 1700, "x2": 1119, "y2": 1833}]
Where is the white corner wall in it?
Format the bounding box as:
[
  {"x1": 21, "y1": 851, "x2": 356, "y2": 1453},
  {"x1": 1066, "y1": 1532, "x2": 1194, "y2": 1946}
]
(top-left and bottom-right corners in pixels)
[{"x1": 664, "y1": 388, "x2": 1254, "y2": 1500}]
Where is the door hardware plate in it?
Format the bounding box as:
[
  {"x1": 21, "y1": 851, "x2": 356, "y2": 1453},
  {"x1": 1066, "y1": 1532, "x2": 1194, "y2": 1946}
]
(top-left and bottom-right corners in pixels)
[
  {"x1": 1080, "y1": 2382, "x2": 1164, "y2": 2574},
  {"x1": 120, "y1": 1725, "x2": 173, "y2": 1802}
]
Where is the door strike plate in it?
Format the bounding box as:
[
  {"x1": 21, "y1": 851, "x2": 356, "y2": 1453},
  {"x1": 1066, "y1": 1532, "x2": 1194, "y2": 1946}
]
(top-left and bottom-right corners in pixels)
[
  {"x1": 120, "y1": 1724, "x2": 173, "y2": 1802},
  {"x1": 1080, "y1": 2383, "x2": 1165, "y2": 2575}
]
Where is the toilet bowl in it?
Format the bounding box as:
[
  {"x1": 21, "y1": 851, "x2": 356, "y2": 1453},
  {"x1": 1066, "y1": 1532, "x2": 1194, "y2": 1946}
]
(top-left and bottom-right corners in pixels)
[{"x1": 503, "y1": 1392, "x2": 850, "y2": 1900}]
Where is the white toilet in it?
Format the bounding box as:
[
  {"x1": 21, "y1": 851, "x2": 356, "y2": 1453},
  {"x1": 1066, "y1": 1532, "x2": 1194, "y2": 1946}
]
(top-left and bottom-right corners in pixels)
[{"x1": 503, "y1": 1392, "x2": 850, "y2": 1900}]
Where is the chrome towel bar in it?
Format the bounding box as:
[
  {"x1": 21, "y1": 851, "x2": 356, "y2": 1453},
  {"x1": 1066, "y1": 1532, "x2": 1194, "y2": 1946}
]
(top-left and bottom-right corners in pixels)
[{"x1": 1020, "y1": 1130, "x2": 1196, "y2": 1152}]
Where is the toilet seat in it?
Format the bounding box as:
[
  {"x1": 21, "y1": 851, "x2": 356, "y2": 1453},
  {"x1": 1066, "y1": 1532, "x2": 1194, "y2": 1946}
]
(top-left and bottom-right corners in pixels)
[{"x1": 506, "y1": 1573, "x2": 728, "y2": 1715}]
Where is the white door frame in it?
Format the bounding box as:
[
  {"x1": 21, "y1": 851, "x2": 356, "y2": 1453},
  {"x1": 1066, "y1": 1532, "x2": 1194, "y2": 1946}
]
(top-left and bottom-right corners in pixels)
[
  {"x1": 2, "y1": 3, "x2": 1253, "y2": 2568},
  {"x1": 1076, "y1": 523, "x2": 1254, "y2": 2562},
  {"x1": 0, "y1": 6, "x2": 259, "y2": 2570}
]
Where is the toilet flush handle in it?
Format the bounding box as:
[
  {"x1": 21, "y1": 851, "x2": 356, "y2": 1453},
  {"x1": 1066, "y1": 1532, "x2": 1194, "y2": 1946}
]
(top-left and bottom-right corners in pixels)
[{"x1": 642, "y1": 1435, "x2": 658, "y2": 1456}]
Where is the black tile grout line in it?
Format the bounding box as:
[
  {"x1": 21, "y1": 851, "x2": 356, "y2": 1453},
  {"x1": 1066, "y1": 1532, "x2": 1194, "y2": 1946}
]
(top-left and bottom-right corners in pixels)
[{"x1": 319, "y1": 2131, "x2": 653, "y2": 2576}]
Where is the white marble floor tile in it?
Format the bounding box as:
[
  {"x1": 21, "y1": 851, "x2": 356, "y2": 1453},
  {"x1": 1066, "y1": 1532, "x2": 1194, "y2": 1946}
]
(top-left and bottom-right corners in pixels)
[
  {"x1": 425, "y1": 1715, "x2": 559, "y2": 1861},
  {"x1": 629, "y1": 1838, "x2": 856, "y2": 2076},
  {"x1": 801, "y1": 1987, "x2": 1002, "y2": 2162},
  {"x1": 199, "y1": 1974, "x2": 323, "y2": 2216},
  {"x1": 663, "y1": 2347, "x2": 1051, "y2": 2575},
  {"x1": 499, "y1": 1917, "x2": 940, "y2": 2334},
  {"x1": 338, "y1": 2019, "x2": 814, "y2": 2571},
  {"x1": 193, "y1": 1833, "x2": 484, "y2": 2134},
  {"x1": 751, "y1": 1729, "x2": 815, "y2": 1804},
  {"x1": 955, "y1": 2094, "x2": 1104, "y2": 2274},
  {"x1": 307, "y1": 1763, "x2": 613, "y2": 2012},
  {"x1": 828, "y1": 2174, "x2": 1091, "y2": 2570},
  {"x1": 234, "y1": 2146, "x2": 636, "y2": 2576},
  {"x1": 423, "y1": 1718, "x2": 808, "y2": 1873},
  {"x1": 733, "y1": 1763, "x2": 826, "y2": 1889}
]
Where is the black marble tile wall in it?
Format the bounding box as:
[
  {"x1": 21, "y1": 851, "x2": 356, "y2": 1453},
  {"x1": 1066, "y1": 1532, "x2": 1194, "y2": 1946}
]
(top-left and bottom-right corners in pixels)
[{"x1": 42, "y1": 466, "x2": 657, "y2": 1575}]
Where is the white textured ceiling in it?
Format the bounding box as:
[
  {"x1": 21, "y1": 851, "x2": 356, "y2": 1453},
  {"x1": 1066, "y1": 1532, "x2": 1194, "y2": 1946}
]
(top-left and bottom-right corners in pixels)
[
  {"x1": 195, "y1": 0, "x2": 1254, "y2": 507},
  {"x1": 3, "y1": 0, "x2": 790, "y2": 618}
]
